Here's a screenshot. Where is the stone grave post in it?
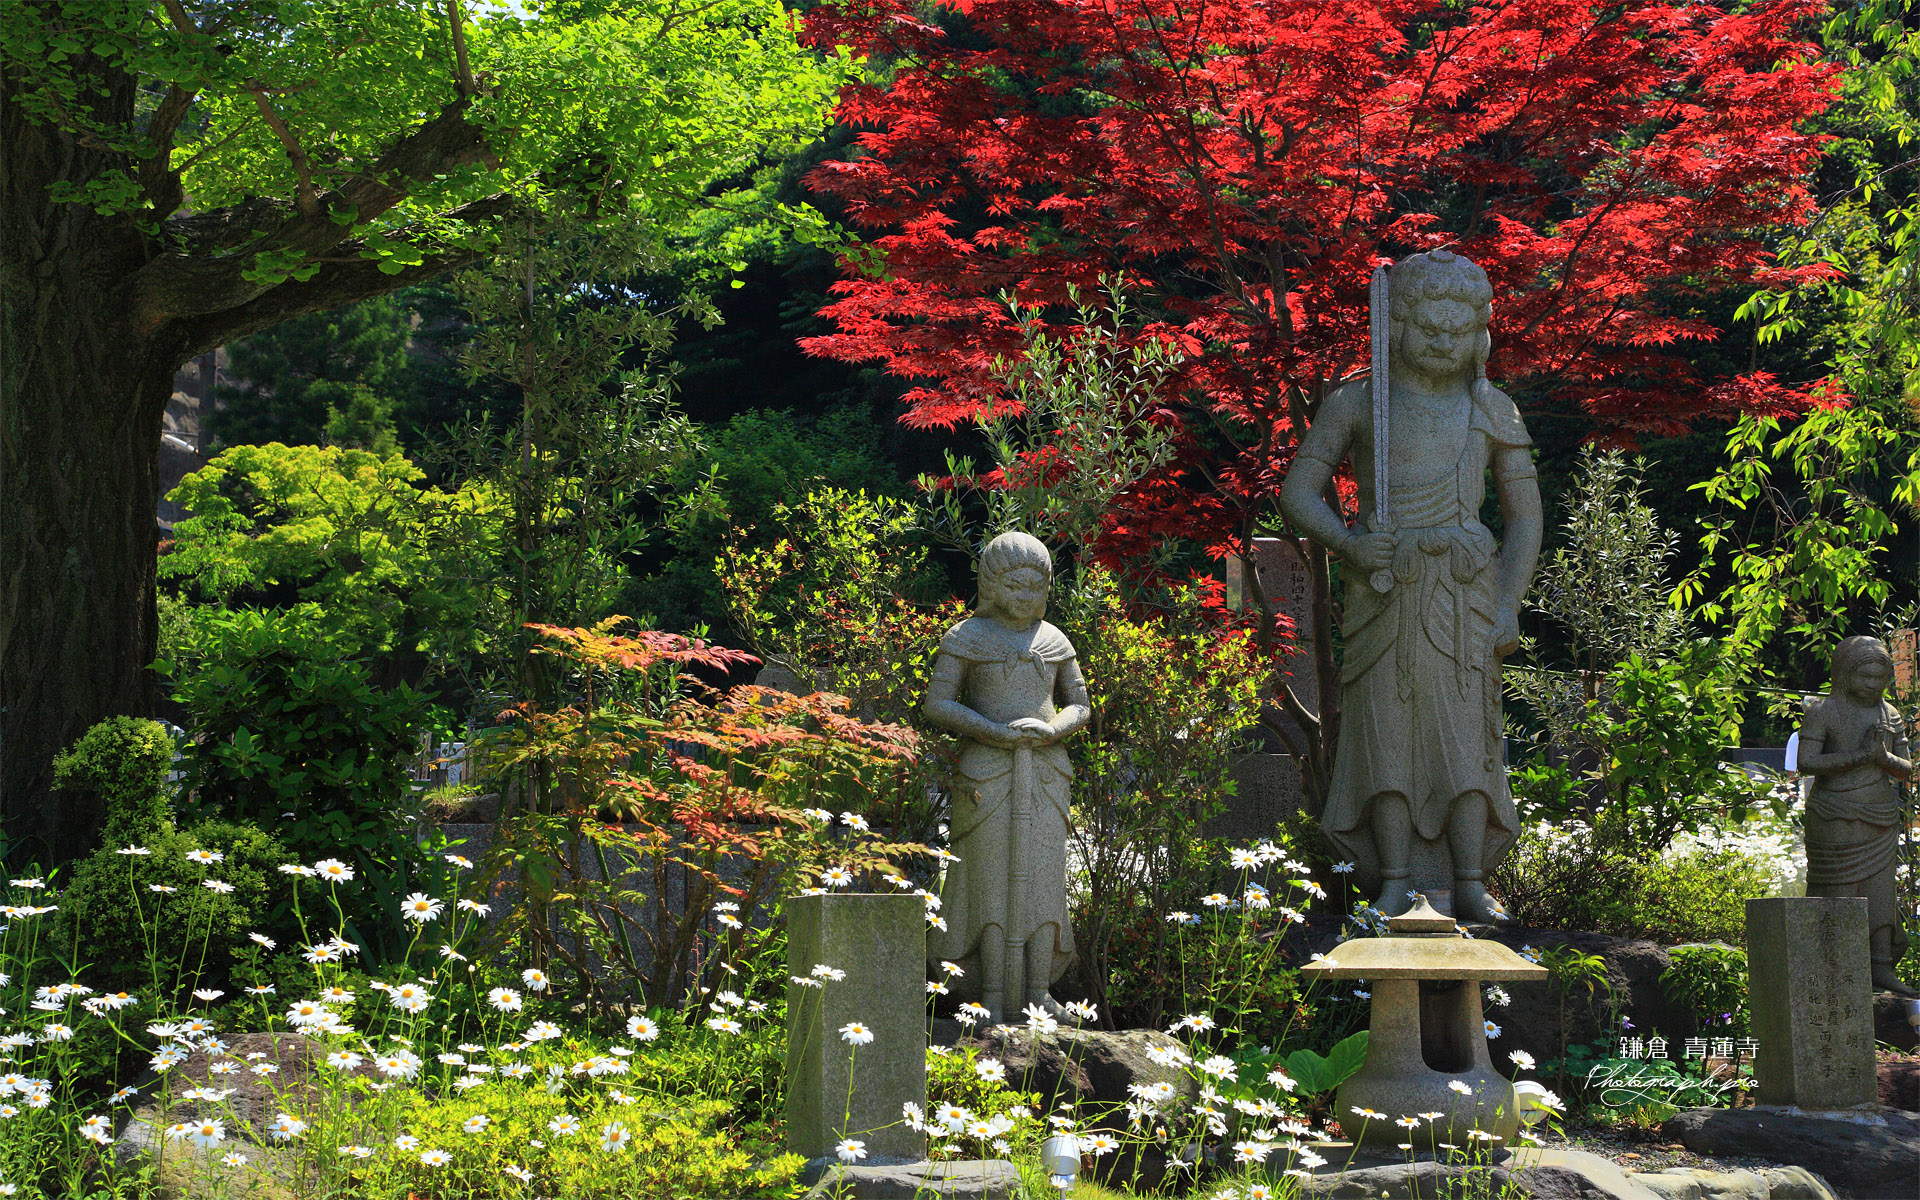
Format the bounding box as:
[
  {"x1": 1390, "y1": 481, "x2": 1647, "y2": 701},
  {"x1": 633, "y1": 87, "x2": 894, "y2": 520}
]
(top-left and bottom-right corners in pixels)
[
  {"x1": 1746, "y1": 896, "x2": 1877, "y2": 1109},
  {"x1": 1216, "y1": 538, "x2": 1317, "y2": 844},
  {"x1": 1223, "y1": 537, "x2": 1320, "y2": 742},
  {"x1": 785, "y1": 893, "x2": 928, "y2": 1164}
]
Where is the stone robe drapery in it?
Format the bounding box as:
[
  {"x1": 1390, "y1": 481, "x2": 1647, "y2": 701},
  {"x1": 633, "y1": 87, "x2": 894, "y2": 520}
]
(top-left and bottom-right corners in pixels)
[
  {"x1": 930, "y1": 618, "x2": 1077, "y2": 994},
  {"x1": 1803, "y1": 698, "x2": 1909, "y2": 960},
  {"x1": 1320, "y1": 382, "x2": 1526, "y2": 876}
]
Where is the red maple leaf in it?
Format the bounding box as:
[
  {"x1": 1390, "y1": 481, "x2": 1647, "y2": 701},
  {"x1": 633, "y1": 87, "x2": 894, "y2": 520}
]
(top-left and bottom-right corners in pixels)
[{"x1": 800, "y1": 0, "x2": 1840, "y2": 561}]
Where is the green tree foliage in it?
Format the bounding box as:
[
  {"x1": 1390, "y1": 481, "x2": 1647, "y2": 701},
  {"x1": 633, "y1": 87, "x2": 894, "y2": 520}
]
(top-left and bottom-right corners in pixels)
[
  {"x1": 637, "y1": 404, "x2": 904, "y2": 635},
  {"x1": 323, "y1": 382, "x2": 403, "y2": 454},
  {"x1": 920, "y1": 287, "x2": 1185, "y2": 576},
  {"x1": 158, "y1": 443, "x2": 509, "y2": 953},
  {"x1": 1, "y1": 0, "x2": 845, "y2": 860},
  {"x1": 1681, "y1": 7, "x2": 1920, "y2": 694},
  {"x1": 161, "y1": 442, "x2": 503, "y2": 682},
  {"x1": 436, "y1": 210, "x2": 721, "y2": 712}
]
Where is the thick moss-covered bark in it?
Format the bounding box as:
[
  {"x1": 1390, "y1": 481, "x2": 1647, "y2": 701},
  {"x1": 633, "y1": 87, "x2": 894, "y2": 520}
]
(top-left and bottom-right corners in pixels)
[
  {"x1": 1, "y1": 48, "x2": 501, "y2": 864},
  {"x1": 1, "y1": 56, "x2": 167, "y2": 862}
]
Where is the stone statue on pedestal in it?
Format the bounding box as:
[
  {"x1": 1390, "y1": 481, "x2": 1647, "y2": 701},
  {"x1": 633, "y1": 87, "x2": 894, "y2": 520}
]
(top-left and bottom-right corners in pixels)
[
  {"x1": 1279, "y1": 250, "x2": 1543, "y2": 923},
  {"x1": 1798, "y1": 635, "x2": 1915, "y2": 996},
  {"x1": 923, "y1": 532, "x2": 1091, "y2": 1021}
]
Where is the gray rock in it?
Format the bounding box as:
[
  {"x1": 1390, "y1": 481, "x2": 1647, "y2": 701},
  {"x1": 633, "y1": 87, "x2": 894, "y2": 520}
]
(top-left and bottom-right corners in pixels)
[
  {"x1": 1291, "y1": 1149, "x2": 1835, "y2": 1200},
  {"x1": 1664, "y1": 1106, "x2": 1918, "y2": 1199},
  {"x1": 1635, "y1": 1166, "x2": 1772, "y2": 1200},
  {"x1": 1291, "y1": 1148, "x2": 1664, "y2": 1199},
  {"x1": 957, "y1": 1026, "x2": 1198, "y2": 1110},
  {"x1": 802, "y1": 1159, "x2": 1021, "y2": 1199},
  {"x1": 1635, "y1": 1166, "x2": 1837, "y2": 1200},
  {"x1": 1873, "y1": 995, "x2": 1918, "y2": 1053},
  {"x1": 1759, "y1": 1167, "x2": 1845, "y2": 1200},
  {"x1": 1292, "y1": 1158, "x2": 1531, "y2": 1199},
  {"x1": 1512, "y1": 1148, "x2": 1665, "y2": 1199}
]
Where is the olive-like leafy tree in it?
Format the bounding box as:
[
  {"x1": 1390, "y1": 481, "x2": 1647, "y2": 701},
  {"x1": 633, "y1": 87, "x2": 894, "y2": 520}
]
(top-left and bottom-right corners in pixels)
[{"x1": 0, "y1": 0, "x2": 843, "y2": 861}]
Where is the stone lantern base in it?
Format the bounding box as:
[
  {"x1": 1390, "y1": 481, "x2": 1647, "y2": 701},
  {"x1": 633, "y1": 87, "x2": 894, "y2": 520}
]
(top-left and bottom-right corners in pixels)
[{"x1": 1336, "y1": 978, "x2": 1520, "y2": 1150}]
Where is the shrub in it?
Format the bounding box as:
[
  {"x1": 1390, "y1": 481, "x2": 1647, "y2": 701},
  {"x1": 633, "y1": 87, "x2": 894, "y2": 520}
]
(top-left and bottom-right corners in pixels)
[
  {"x1": 57, "y1": 819, "x2": 292, "y2": 998},
  {"x1": 51, "y1": 718, "x2": 294, "y2": 998},
  {"x1": 157, "y1": 604, "x2": 431, "y2": 959},
  {"x1": 1492, "y1": 818, "x2": 1769, "y2": 944},
  {"x1": 1620, "y1": 847, "x2": 1769, "y2": 945},
  {"x1": 479, "y1": 618, "x2": 929, "y2": 1008},
  {"x1": 719, "y1": 486, "x2": 964, "y2": 849},
  {"x1": 50, "y1": 715, "x2": 174, "y2": 847},
  {"x1": 1058, "y1": 567, "x2": 1266, "y2": 1031},
  {"x1": 1661, "y1": 944, "x2": 1750, "y2": 1037},
  {"x1": 350, "y1": 1091, "x2": 800, "y2": 1199},
  {"x1": 924, "y1": 1044, "x2": 1045, "y2": 1157}
]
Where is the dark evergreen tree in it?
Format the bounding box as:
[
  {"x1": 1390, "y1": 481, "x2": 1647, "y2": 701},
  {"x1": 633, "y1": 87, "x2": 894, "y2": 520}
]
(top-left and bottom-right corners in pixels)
[{"x1": 207, "y1": 294, "x2": 411, "y2": 449}]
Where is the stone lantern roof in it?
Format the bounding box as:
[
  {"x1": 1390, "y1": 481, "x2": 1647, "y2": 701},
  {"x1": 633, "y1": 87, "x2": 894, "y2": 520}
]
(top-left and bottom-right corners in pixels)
[{"x1": 1303, "y1": 899, "x2": 1548, "y2": 982}]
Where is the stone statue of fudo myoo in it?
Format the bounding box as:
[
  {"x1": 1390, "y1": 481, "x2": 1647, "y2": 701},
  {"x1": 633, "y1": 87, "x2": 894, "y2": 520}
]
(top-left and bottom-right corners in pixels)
[
  {"x1": 1279, "y1": 250, "x2": 1543, "y2": 923},
  {"x1": 1798, "y1": 634, "x2": 1915, "y2": 996},
  {"x1": 923, "y1": 531, "x2": 1091, "y2": 1022}
]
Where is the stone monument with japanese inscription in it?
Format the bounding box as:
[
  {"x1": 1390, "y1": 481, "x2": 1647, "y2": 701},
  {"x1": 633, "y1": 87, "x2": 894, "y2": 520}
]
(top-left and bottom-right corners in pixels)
[
  {"x1": 1224, "y1": 536, "x2": 1321, "y2": 742},
  {"x1": 1278, "y1": 250, "x2": 1542, "y2": 922},
  {"x1": 786, "y1": 893, "x2": 929, "y2": 1163},
  {"x1": 1746, "y1": 896, "x2": 1877, "y2": 1110},
  {"x1": 1218, "y1": 537, "x2": 1318, "y2": 842}
]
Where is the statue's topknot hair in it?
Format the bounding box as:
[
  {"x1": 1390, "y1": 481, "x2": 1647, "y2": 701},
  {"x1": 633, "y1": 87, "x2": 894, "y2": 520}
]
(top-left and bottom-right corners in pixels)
[
  {"x1": 1387, "y1": 250, "x2": 1493, "y2": 326},
  {"x1": 979, "y1": 530, "x2": 1053, "y2": 582}
]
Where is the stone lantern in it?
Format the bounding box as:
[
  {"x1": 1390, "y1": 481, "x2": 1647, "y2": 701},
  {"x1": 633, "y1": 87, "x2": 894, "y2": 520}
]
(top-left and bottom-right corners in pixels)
[{"x1": 1301, "y1": 897, "x2": 1547, "y2": 1151}]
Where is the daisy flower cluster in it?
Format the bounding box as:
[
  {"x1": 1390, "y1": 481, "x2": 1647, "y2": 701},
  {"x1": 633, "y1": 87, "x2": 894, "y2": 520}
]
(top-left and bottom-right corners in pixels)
[{"x1": 0, "y1": 850, "x2": 803, "y2": 1197}]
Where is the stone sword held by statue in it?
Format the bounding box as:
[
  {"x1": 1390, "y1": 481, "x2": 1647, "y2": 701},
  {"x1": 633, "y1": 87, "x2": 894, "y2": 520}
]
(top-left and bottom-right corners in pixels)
[{"x1": 1369, "y1": 263, "x2": 1395, "y2": 595}]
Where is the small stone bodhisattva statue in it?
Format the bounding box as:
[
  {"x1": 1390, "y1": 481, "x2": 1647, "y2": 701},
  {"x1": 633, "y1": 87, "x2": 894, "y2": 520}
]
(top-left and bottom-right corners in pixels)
[
  {"x1": 1798, "y1": 635, "x2": 1915, "y2": 996},
  {"x1": 923, "y1": 532, "x2": 1091, "y2": 1022},
  {"x1": 1279, "y1": 250, "x2": 1544, "y2": 923}
]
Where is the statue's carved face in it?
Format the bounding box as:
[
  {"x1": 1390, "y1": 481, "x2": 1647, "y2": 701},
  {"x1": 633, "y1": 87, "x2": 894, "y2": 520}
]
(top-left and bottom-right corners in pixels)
[
  {"x1": 1393, "y1": 298, "x2": 1484, "y2": 381},
  {"x1": 983, "y1": 566, "x2": 1049, "y2": 625},
  {"x1": 1847, "y1": 656, "x2": 1893, "y2": 703}
]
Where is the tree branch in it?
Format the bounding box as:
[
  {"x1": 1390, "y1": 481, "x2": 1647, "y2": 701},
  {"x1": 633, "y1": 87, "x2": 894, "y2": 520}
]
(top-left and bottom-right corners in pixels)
[
  {"x1": 247, "y1": 83, "x2": 320, "y2": 217},
  {"x1": 164, "y1": 192, "x2": 523, "y2": 360},
  {"x1": 131, "y1": 95, "x2": 500, "y2": 330},
  {"x1": 137, "y1": 84, "x2": 195, "y2": 214},
  {"x1": 447, "y1": 0, "x2": 476, "y2": 96},
  {"x1": 157, "y1": 0, "x2": 201, "y2": 36}
]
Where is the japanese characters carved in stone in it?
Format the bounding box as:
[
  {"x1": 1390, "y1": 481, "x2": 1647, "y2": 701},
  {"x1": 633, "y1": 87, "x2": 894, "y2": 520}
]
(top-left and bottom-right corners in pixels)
[
  {"x1": 1279, "y1": 250, "x2": 1543, "y2": 923},
  {"x1": 923, "y1": 532, "x2": 1091, "y2": 1021}
]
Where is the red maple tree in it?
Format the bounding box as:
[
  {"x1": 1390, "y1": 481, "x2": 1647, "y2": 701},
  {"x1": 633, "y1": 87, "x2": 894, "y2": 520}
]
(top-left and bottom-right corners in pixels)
[{"x1": 798, "y1": 0, "x2": 1840, "y2": 798}]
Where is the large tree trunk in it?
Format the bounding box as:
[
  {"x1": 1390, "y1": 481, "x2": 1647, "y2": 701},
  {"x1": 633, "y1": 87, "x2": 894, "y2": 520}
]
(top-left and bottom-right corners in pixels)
[
  {"x1": 1, "y1": 56, "x2": 172, "y2": 864},
  {"x1": 3, "y1": 41, "x2": 506, "y2": 866},
  {"x1": 0, "y1": 357, "x2": 176, "y2": 865}
]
